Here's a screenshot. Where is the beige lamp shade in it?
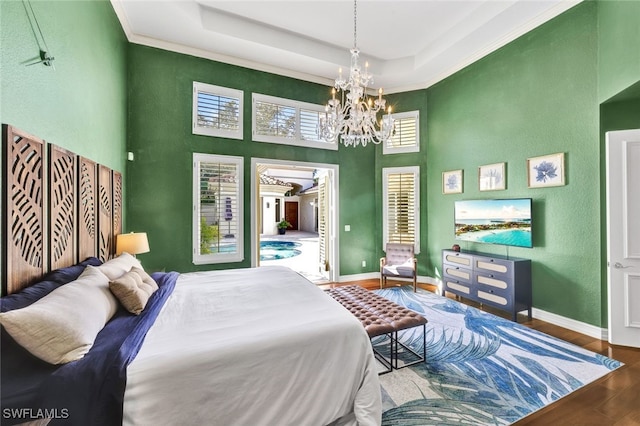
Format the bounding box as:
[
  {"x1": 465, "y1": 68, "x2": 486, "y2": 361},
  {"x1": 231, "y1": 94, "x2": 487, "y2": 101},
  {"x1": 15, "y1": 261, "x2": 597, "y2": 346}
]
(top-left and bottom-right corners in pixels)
[{"x1": 116, "y1": 232, "x2": 150, "y2": 256}]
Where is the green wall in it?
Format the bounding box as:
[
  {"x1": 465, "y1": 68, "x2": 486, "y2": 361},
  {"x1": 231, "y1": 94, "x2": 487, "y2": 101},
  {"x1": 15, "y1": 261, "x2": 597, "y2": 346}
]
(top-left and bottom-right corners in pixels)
[
  {"x1": 126, "y1": 45, "x2": 377, "y2": 273},
  {"x1": 598, "y1": 0, "x2": 640, "y2": 102},
  {"x1": 423, "y1": 2, "x2": 602, "y2": 325},
  {"x1": 0, "y1": 0, "x2": 127, "y2": 171},
  {"x1": 376, "y1": 89, "x2": 429, "y2": 274}
]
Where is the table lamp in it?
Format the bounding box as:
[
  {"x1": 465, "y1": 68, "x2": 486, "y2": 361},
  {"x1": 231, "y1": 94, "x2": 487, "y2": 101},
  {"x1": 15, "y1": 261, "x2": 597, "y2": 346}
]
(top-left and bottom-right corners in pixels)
[{"x1": 116, "y1": 232, "x2": 150, "y2": 257}]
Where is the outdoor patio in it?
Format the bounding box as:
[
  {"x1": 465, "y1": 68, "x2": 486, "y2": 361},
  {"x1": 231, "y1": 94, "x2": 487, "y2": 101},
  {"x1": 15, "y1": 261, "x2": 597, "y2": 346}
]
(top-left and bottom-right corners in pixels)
[{"x1": 259, "y1": 231, "x2": 328, "y2": 283}]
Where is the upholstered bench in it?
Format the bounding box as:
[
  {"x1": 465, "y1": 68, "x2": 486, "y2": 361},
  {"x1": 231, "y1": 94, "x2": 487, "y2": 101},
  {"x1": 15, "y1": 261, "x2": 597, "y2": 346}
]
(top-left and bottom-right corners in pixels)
[{"x1": 326, "y1": 285, "x2": 427, "y2": 373}]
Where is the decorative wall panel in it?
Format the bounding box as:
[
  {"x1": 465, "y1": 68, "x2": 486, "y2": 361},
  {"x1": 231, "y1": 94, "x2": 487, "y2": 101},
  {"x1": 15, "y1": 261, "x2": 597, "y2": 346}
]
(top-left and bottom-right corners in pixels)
[
  {"x1": 113, "y1": 171, "x2": 122, "y2": 238},
  {"x1": 2, "y1": 124, "x2": 122, "y2": 295},
  {"x1": 2, "y1": 125, "x2": 47, "y2": 294},
  {"x1": 49, "y1": 145, "x2": 76, "y2": 270},
  {"x1": 78, "y1": 156, "x2": 97, "y2": 262},
  {"x1": 98, "y1": 164, "x2": 113, "y2": 262}
]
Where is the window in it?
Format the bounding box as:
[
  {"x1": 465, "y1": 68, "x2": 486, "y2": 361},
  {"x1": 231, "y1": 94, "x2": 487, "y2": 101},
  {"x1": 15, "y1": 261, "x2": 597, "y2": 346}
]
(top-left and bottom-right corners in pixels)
[
  {"x1": 193, "y1": 153, "x2": 244, "y2": 264},
  {"x1": 252, "y1": 93, "x2": 338, "y2": 150},
  {"x1": 193, "y1": 82, "x2": 243, "y2": 140},
  {"x1": 383, "y1": 111, "x2": 420, "y2": 155},
  {"x1": 383, "y1": 166, "x2": 420, "y2": 253}
]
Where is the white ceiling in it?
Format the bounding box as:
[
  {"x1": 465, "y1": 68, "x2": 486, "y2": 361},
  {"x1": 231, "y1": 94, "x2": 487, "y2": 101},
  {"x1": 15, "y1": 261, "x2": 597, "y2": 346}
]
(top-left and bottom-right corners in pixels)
[{"x1": 111, "y1": 0, "x2": 581, "y2": 93}]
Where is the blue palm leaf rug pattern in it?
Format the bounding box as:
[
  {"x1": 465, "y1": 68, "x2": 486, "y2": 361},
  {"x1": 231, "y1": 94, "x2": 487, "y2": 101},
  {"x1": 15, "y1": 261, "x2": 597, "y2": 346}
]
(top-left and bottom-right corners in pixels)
[{"x1": 374, "y1": 287, "x2": 623, "y2": 425}]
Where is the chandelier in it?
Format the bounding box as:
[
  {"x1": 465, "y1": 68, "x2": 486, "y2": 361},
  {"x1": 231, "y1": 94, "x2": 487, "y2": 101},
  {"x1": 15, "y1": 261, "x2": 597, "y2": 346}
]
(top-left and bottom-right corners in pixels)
[{"x1": 317, "y1": 0, "x2": 394, "y2": 147}]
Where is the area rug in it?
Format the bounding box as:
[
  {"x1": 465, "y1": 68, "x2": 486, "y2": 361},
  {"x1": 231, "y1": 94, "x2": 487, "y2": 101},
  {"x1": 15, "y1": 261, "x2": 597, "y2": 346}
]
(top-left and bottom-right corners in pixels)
[{"x1": 373, "y1": 287, "x2": 623, "y2": 425}]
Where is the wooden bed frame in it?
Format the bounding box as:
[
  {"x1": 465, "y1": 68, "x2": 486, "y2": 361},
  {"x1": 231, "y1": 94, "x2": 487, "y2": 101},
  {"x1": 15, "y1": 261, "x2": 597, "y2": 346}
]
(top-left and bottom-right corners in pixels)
[{"x1": 1, "y1": 124, "x2": 122, "y2": 296}]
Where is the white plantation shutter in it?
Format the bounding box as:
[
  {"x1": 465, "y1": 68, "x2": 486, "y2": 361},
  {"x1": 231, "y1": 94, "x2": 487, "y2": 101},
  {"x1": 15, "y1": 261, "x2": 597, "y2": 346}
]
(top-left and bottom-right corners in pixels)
[
  {"x1": 193, "y1": 82, "x2": 243, "y2": 140},
  {"x1": 383, "y1": 167, "x2": 420, "y2": 253},
  {"x1": 318, "y1": 175, "x2": 328, "y2": 273},
  {"x1": 300, "y1": 108, "x2": 324, "y2": 141},
  {"x1": 193, "y1": 153, "x2": 244, "y2": 264},
  {"x1": 252, "y1": 93, "x2": 337, "y2": 150},
  {"x1": 384, "y1": 111, "x2": 420, "y2": 155},
  {"x1": 254, "y1": 100, "x2": 296, "y2": 138}
]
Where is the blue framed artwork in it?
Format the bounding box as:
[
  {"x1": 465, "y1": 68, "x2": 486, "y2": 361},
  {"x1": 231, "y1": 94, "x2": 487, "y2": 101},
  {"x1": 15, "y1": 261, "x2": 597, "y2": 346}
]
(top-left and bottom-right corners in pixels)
[
  {"x1": 443, "y1": 169, "x2": 463, "y2": 194},
  {"x1": 527, "y1": 152, "x2": 565, "y2": 188}
]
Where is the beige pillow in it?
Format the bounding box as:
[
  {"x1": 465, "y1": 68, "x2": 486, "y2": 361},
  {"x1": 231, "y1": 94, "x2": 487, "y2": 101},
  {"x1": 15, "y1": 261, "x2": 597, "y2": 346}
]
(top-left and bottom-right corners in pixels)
[
  {"x1": 97, "y1": 252, "x2": 143, "y2": 280},
  {"x1": 109, "y1": 267, "x2": 158, "y2": 315},
  {"x1": 0, "y1": 266, "x2": 118, "y2": 365}
]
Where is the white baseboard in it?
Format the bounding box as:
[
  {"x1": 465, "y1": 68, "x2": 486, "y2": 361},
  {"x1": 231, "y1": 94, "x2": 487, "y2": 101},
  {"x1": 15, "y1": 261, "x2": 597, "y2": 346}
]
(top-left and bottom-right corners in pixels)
[
  {"x1": 338, "y1": 273, "x2": 438, "y2": 285},
  {"x1": 531, "y1": 307, "x2": 609, "y2": 341},
  {"x1": 338, "y1": 272, "x2": 379, "y2": 282},
  {"x1": 338, "y1": 273, "x2": 609, "y2": 341}
]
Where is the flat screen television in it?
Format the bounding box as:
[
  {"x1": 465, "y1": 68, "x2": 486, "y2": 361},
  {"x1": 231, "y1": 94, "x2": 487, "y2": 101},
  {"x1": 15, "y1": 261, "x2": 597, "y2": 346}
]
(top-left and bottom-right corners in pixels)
[{"x1": 454, "y1": 198, "x2": 532, "y2": 248}]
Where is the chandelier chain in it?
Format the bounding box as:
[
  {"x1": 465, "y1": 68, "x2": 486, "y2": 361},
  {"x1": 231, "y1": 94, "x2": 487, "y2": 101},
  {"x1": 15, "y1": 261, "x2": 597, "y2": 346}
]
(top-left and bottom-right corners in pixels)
[{"x1": 353, "y1": 0, "x2": 357, "y2": 49}]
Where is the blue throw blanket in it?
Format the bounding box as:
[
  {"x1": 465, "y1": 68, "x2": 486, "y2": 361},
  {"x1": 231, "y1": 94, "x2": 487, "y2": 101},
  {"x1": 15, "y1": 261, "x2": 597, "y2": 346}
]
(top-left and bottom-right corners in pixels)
[
  {"x1": 2, "y1": 270, "x2": 179, "y2": 426},
  {"x1": 40, "y1": 271, "x2": 179, "y2": 426}
]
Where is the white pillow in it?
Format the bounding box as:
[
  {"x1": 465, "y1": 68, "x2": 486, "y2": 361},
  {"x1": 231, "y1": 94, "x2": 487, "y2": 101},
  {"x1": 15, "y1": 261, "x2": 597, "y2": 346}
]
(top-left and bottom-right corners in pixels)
[
  {"x1": 97, "y1": 252, "x2": 143, "y2": 280},
  {"x1": 0, "y1": 266, "x2": 118, "y2": 365}
]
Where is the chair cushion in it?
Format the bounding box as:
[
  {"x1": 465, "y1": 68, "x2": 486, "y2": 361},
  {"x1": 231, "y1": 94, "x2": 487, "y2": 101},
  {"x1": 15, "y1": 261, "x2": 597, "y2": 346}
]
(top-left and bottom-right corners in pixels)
[
  {"x1": 384, "y1": 243, "x2": 415, "y2": 266},
  {"x1": 382, "y1": 262, "x2": 414, "y2": 278}
]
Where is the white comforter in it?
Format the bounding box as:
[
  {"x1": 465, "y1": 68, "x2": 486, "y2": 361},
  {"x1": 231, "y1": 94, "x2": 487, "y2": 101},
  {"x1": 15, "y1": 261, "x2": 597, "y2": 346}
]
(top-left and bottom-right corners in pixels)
[{"x1": 123, "y1": 266, "x2": 381, "y2": 426}]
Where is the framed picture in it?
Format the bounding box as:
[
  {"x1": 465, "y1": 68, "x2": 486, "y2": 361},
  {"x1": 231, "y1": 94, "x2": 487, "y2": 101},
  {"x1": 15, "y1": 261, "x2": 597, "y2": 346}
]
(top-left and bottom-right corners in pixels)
[
  {"x1": 442, "y1": 169, "x2": 463, "y2": 194},
  {"x1": 478, "y1": 162, "x2": 506, "y2": 191},
  {"x1": 527, "y1": 152, "x2": 565, "y2": 188}
]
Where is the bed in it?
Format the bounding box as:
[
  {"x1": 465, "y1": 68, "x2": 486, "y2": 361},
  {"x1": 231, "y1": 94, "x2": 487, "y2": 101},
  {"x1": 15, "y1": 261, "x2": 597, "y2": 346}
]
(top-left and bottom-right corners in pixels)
[
  {"x1": 1, "y1": 261, "x2": 381, "y2": 425},
  {"x1": 0, "y1": 125, "x2": 381, "y2": 425}
]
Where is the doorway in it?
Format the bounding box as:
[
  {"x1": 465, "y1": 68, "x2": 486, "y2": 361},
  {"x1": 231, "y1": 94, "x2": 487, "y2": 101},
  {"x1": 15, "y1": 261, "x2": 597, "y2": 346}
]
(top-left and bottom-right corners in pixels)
[
  {"x1": 285, "y1": 202, "x2": 299, "y2": 230},
  {"x1": 250, "y1": 158, "x2": 339, "y2": 283}
]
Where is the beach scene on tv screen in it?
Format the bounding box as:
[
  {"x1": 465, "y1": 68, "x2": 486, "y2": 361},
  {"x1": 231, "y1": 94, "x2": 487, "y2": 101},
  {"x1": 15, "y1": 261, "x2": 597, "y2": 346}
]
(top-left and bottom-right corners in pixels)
[{"x1": 455, "y1": 199, "x2": 532, "y2": 248}]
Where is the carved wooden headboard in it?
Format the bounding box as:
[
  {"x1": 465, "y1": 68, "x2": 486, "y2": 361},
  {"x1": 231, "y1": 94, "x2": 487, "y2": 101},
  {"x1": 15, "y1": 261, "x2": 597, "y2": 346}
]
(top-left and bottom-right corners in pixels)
[{"x1": 2, "y1": 124, "x2": 122, "y2": 295}]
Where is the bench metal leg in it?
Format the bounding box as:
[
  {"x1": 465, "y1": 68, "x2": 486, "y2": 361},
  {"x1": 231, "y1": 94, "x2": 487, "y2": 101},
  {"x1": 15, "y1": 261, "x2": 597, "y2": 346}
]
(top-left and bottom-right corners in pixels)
[
  {"x1": 391, "y1": 324, "x2": 426, "y2": 369},
  {"x1": 371, "y1": 334, "x2": 393, "y2": 375}
]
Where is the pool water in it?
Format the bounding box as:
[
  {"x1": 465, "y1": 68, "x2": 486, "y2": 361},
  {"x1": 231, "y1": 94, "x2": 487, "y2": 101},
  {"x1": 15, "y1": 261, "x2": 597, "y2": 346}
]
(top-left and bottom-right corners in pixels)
[{"x1": 260, "y1": 240, "x2": 302, "y2": 261}]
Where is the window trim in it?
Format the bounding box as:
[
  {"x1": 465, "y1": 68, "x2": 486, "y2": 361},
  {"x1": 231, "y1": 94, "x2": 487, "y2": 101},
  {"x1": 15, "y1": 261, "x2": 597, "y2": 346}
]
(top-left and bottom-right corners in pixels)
[
  {"x1": 383, "y1": 110, "x2": 420, "y2": 155},
  {"x1": 192, "y1": 81, "x2": 244, "y2": 140},
  {"x1": 251, "y1": 93, "x2": 338, "y2": 151},
  {"x1": 382, "y1": 166, "x2": 420, "y2": 254},
  {"x1": 192, "y1": 153, "x2": 244, "y2": 264}
]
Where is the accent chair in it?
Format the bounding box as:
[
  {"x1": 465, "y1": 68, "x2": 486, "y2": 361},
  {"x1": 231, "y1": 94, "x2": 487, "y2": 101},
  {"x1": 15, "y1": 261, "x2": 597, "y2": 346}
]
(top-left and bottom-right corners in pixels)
[{"x1": 380, "y1": 243, "x2": 417, "y2": 292}]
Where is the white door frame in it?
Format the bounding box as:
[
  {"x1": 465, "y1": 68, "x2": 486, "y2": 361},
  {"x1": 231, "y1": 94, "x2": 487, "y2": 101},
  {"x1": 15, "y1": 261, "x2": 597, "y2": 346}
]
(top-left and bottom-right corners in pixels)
[
  {"x1": 606, "y1": 129, "x2": 640, "y2": 347},
  {"x1": 250, "y1": 158, "x2": 339, "y2": 283}
]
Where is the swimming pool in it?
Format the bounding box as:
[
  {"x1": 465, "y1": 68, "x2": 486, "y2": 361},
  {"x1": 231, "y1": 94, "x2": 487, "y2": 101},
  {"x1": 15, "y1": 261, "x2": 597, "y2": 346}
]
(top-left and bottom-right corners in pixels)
[{"x1": 260, "y1": 240, "x2": 302, "y2": 261}]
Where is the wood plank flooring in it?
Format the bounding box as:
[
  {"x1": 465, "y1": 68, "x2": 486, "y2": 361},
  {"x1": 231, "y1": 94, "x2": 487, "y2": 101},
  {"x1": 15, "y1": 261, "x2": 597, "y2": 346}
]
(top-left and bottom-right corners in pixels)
[{"x1": 320, "y1": 279, "x2": 640, "y2": 425}]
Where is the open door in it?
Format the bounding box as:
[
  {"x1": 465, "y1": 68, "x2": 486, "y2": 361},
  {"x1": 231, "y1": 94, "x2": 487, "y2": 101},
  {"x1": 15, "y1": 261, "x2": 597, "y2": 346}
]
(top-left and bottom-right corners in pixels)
[
  {"x1": 317, "y1": 171, "x2": 331, "y2": 281},
  {"x1": 606, "y1": 129, "x2": 640, "y2": 348}
]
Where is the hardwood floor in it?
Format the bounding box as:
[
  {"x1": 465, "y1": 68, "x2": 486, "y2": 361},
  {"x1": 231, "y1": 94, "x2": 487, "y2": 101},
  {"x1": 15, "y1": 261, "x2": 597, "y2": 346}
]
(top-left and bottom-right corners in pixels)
[{"x1": 320, "y1": 279, "x2": 640, "y2": 425}]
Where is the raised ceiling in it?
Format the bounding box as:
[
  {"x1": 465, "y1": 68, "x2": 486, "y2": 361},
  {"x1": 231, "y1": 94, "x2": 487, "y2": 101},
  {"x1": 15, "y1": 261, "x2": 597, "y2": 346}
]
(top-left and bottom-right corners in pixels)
[{"x1": 111, "y1": 0, "x2": 581, "y2": 93}]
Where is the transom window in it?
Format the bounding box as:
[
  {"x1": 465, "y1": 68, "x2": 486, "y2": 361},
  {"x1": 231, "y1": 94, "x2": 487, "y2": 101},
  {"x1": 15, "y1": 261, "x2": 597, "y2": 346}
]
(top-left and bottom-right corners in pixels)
[
  {"x1": 383, "y1": 111, "x2": 420, "y2": 155},
  {"x1": 192, "y1": 82, "x2": 243, "y2": 140},
  {"x1": 252, "y1": 93, "x2": 337, "y2": 150}
]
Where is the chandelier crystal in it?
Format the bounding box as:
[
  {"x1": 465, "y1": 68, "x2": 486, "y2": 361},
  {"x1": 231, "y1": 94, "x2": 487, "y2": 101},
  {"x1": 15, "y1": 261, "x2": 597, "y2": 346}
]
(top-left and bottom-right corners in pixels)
[{"x1": 317, "y1": 0, "x2": 394, "y2": 147}]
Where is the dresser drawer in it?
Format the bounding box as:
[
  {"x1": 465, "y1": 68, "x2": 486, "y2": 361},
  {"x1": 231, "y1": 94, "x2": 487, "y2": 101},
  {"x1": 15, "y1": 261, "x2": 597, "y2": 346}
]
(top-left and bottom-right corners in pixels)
[
  {"x1": 443, "y1": 251, "x2": 473, "y2": 267},
  {"x1": 444, "y1": 278, "x2": 472, "y2": 295},
  {"x1": 443, "y1": 263, "x2": 472, "y2": 282},
  {"x1": 475, "y1": 272, "x2": 509, "y2": 290},
  {"x1": 476, "y1": 288, "x2": 509, "y2": 307},
  {"x1": 474, "y1": 256, "x2": 512, "y2": 275}
]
